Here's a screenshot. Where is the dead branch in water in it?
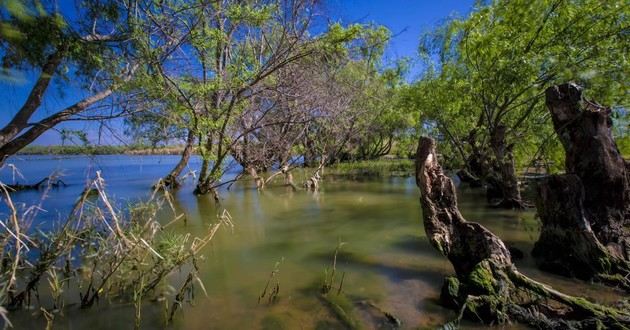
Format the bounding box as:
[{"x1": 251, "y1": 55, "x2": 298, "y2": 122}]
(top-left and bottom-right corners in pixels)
[{"x1": 6, "y1": 176, "x2": 67, "y2": 191}]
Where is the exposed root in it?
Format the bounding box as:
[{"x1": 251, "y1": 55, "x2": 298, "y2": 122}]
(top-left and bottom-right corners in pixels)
[{"x1": 415, "y1": 136, "x2": 630, "y2": 329}]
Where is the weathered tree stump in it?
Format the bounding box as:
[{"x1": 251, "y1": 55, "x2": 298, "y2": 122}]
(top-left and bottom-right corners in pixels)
[
  {"x1": 533, "y1": 83, "x2": 630, "y2": 288},
  {"x1": 415, "y1": 136, "x2": 630, "y2": 328},
  {"x1": 544, "y1": 83, "x2": 629, "y2": 258},
  {"x1": 416, "y1": 137, "x2": 512, "y2": 275},
  {"x1": 532, "y1": 175, "x2": 630, "y2": 289}
]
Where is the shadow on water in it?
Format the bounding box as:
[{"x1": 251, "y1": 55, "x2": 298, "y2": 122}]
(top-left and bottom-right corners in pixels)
[{"x1": 308, "y1": 249, "x2": 449, "y2": 284}]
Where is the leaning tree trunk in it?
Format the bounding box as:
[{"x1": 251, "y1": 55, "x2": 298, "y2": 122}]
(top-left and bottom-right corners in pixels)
[
  {"x1": 532, "y1": 83, "x2": 630, "y2": 288},
  {"x1": 542, "y1": 83, "x2": 629, "y2": 258},
  {"x1": 415, "y1": 136, "x2": 630, "y2": 328},
  {"x1": 161, "y1": 129, "x2": 195, "y2": 188}
]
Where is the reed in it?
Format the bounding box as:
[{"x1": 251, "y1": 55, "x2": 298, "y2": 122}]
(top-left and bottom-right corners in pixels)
[
  {"x1": 329, "y1": 159, "x2": 414, "y2": 177},
  {"x1": 0, "y1": 172, "x2": 228, "y2": 328}
]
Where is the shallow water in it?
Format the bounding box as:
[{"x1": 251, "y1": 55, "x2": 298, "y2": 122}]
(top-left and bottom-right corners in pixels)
[{"x1": 1, "y1": 155, "x2": 624, "y2": 329}]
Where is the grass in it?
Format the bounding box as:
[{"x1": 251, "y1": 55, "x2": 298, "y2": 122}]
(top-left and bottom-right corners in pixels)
[{"x1": 328, "y1": 159, "x2": 414, "y2": 177}]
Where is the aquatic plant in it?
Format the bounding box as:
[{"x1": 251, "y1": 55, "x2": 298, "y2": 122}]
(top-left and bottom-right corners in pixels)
[
  {"x1": 329, "y1": 159, "x2": 413, "y2": 177},
  {"x1": 0, "y1": 172, "x2": 228, "y2": 328}
]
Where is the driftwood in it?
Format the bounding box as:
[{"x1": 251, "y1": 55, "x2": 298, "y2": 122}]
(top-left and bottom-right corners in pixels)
[
  {"x1": 533, "y1": 84, "x2": 630, "y2": 288},
  {"x1": 6, "y1": 177, "x2": 66, "y2": 191},
  {"x1": 415, "y1": 136, "x2": 630, "y2": 328}
]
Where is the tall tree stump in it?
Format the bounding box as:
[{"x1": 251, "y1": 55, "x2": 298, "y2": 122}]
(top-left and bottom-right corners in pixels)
[
  {"x1": 544, "y1": 83, "x2": 629, "y2": 258},
  {"x1": 533, "y1": 175, "x2": 629, "y2": 289},
  {"x1": 533, "y1": 84, "x2": 630, "y2": 288}
]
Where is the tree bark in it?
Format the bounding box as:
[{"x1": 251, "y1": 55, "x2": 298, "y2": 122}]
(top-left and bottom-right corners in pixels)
[
  {"x1": 486, "y1": 125, "x2": 525, "y2": 209},
  {"x1": 162, "y1": 129, "x2": 195, "y2": 188},
  {"x1": 0, "y1": 51, "x2": 64, "y2": 147},
  {"x1": 415, "y1": 136, "x2": 630, "y2": 328},
  {"x1": 416, "y1": 137, "x2": 512, "y2": 276},
  {"x1": 531, "y1": 83, "x2": 630, "y2": 288},
  {"x1": 532, "y1": 175, "x2": 630, "y2": 289},
  {"x1": 0, "y1": 89, "x2": 113, "y2": 162},
  {"x1": 543, "y1": 83, "x2": 629, "y2": 259}
]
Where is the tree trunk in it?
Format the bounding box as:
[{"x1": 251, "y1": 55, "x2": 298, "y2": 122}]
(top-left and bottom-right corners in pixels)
[
  {"x1": 532, "y1": 175, "x2": 629, "y2": 289},
  {"x1": 193, "y1": 179, "x2": 219, "y2": 202},
  {"x1": 416, "y1": 137, "x2": 512, "y2": 276},
  {"x1": 543, "y1": 83, "x2": 629, "y2": 258},
  {"x1": 532, "y1": 84, "x2": 630, "y2": 288},
  {"x1": 415, "y1": 136, "x2": 630, "y2": 328},
  {"x1": 283, "y1": 167, "x2": 297, "y2": 191},
  {"x1": 0, "y1": 51, "x2": 64, "y2": 148},
  {"x1": 0, "y1": 89, "x2": 114, "y2": 163},
  {"x1": 486, "y1": 125, "x2": 525, "y2": 209},
  {"x1": 247, "y1": 166, "x2": 264, "y2": 190},
  {"x1": 162, "y1": 129, "x2": 195, "y2": 188},
  {"x1": 457, "y1": 130, "x2": 487, "y2": 187}
]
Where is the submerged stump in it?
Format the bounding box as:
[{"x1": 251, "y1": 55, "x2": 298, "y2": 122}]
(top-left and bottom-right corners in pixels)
[
  {"x1": 545, "y1": 83, "x2": 629, "y2": 256},
  {"x1": 532, "y1": 175, "x2": 630, "y2": 290},
  {"x1": 415, "y1": 136, "x2": 630, "y2": 328},
  {"x1": 533, "y1": 83, "x2": 630, "y2": 288}
]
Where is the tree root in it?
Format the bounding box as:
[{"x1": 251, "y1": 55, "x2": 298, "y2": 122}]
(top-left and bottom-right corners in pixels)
[{"x1": 416, "y1": 136, "x2": 630, "y2": 329}]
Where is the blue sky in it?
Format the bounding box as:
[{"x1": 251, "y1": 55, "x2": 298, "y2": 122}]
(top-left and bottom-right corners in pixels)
[
  {"x1": 0, "y1": 1, "x2": 474, "y2": 146},
  {"x1": 330, "y1": 0, "x2": 473, "y2": 75}
]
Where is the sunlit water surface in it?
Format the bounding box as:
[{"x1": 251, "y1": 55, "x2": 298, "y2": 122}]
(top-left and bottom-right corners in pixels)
[{"x1": 1, "y1": 155, "x2": 624, "y2": 329}]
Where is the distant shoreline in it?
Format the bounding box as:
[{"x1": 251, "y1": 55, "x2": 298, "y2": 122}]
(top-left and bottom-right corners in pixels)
[{"x1": 17, "y1": 145, "x2": 189, "y2": 156}]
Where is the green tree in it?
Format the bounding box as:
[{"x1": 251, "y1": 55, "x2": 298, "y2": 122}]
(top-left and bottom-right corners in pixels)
[
  {"x1": 410, "y1": 0, "x2": 629, "y2": 207},
  {"x1": 127, "y1": 0, "x2": 375, "y2": 195}
]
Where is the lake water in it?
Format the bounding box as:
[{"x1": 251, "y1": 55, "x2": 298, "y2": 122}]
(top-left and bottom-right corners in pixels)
[{"x1": 1, "y1": 155, "x2": 624, "y2": 329}]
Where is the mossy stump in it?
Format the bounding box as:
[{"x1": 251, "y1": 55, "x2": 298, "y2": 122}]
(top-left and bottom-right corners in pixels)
[{"x1": 415, "y1": 136, "x2": 630, "y2": 329}]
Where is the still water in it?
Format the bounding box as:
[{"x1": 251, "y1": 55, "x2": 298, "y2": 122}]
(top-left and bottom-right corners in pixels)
[{"x1": 1, "y1": 155, "x2": 624, "y2": 329}]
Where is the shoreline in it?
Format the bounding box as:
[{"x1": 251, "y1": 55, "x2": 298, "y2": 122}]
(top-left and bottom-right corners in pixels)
[{"x1": 17, "y1": 145, "x2": 188, "y2": 156}]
